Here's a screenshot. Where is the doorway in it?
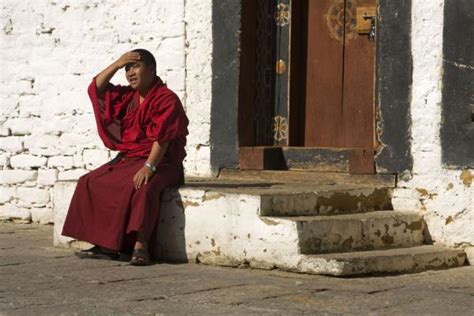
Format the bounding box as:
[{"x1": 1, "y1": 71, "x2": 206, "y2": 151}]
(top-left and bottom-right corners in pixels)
[{"x1": 239, "y1": 0, "x2": 377, "y2": 170}]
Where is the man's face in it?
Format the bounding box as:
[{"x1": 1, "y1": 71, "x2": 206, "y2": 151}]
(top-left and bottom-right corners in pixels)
[{"x1": 125, "y1": 61, "x2": 155, "y2": 91}]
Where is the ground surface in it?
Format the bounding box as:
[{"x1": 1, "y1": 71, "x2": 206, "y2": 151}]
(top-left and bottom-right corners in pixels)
[{"x1": 1, "y1": 222, "x2": 473, "y2": 315}]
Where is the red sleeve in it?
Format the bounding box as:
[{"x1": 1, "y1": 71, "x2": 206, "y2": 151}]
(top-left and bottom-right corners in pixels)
[
  {"x1": 146, "y1": 92, "x2": 189, "y2": 144},
  {"x1": 87, "y1": 78, "x2": 134, "y2": 149}
]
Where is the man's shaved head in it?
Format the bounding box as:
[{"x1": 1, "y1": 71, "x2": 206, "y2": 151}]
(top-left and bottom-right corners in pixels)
[{"x1": 132, "y1": 48, "x2": 156, "y2": 73}]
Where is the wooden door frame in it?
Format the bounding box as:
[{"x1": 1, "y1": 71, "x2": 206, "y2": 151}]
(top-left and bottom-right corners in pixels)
[{"x1": 213, "y1": 0, "x2": 413, "y2": 174}]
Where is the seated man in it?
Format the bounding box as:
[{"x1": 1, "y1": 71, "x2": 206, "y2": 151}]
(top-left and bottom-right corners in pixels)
[{"x1": 62, "y1": 49, "x2": 189, "y2": 266}]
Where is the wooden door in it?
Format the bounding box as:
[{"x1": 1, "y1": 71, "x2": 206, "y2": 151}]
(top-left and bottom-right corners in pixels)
[{"x1": 304, "y1": 0, "x2": 376, "y2": 149}]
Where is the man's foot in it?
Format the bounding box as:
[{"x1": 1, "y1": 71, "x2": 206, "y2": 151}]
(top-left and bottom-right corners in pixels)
[
  {"x1": 130, "y1": 232, "x2": 151, "y2": 266},
  {"x1": 130, "y1": 248, "x2": 151, "y2": 266},
  {"x1": 75, "y1": 245, "x2": 120, "y2": 260}
]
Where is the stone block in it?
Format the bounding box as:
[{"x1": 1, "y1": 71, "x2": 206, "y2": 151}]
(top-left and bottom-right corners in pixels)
[
  {"x1": 38, "y1": 116, "x2": 75, "y2": 135},
  {"x1": 4, "y1": 117, "x2": 41, "y2": 136},
  {"x1": 59, "y1": 132, "x2": 100, "y2": 149},
  {"x1": 31, "y1": 207, "x2": 54, "y2": 224},
  {"x1": 0, "y1": 136, "x2": 23, "y2": 153},
  {"x1": 23, "y1": 181, "x2": 38, "y2": 187},
  {"x1": 53, "y1": 181, "x2": 77, "y2": 246},
  {"x1": 37, "y1": 169, "x2": 58, "y2": 186},
  {"x1": 17, "y1": 187, "x2": 50, "y2": 205},
  {"x1": 17, "y1": 97, "x2": 43, "y2": 119},
  {"x1": 0, "y1": 170, "x2": 37, "y2": 184},
  {"x1": 83, "y1": 149, "x2": 109, "y2": 169},
  {"x1": 23, "y1": 134, "x2": 61, "y2": 156},
  {"x1": 155, "y1": 187, "x2": 301, "y2": 263},
  {"x1": 58, "y1": 169, "x2": 88, "y2": 181},
  {"x1": 73, "y1": 153, "x2": 84, "y2": 168},
  {"x1": 0, "y1": 153, "x2": 10, "y2": 167},
  {"x1": 0, "y1": 125, "x2": 10, "y2": 136},
  {"x1": 0, "y1": 203, "x2": 31, "y2": 221},
  {"x1": 155, "y1": 37, "x2": 185, "y2": 68},
  {"x1": 72, "y1": 114, "x2": 95, "y2": 133},
  {"x1": 10, "y1": 154, "x2": 47, "y2": 169},
  {"x1": 48, "y1": 156, "x2": 74, "y2": 169},
  {"x1": 0, "y1": 186, "x2": 16, "y2": 204},
  {"x1": 163, "y1": 69, "x2": 185, "y2": 91},
  {"x1": 0, "y1": 97, "x2": 18, "y2": 117}
]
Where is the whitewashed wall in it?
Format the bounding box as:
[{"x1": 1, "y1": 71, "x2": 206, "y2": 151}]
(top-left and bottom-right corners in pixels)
[
  {"x1": 0, "y1": 0, "x2": 213, "y2": 223},
  {"x1": 1, "y1": 0, "x2": 472, "y2": 249},
  {"x1": 392, "y1": 0, "x2": 473, "y2": 247}
]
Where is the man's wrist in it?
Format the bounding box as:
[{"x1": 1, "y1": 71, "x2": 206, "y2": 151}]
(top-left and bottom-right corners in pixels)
[
  {"x1": 112, "y1": 61, "x2": 122, "y2": 70},
  {"x1": 144, "y1": 161, "x2": 156, "y2": 173}
]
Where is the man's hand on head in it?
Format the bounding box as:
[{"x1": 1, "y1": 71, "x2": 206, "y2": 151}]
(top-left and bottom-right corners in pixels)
[
  {"x1": 95, "y1": 51, "x2": 141, "y2": 93},
  {"x1": 114, "y1": 52, "x2": 141, "y2": 69}
]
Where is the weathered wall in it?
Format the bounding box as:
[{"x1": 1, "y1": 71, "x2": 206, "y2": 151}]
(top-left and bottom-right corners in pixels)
[
  {"x1": 0, "y1": 0, "x2": 213, "y2": 223},
  {"x1": 392, "y1": 0, "x2": 473, "y2": 247},
  {"x1": 184, "y1": 0, "x2": 213, "y2": 177}
]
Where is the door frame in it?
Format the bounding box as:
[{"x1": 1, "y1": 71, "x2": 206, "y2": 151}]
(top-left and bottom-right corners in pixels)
[{"x1": 209, "y1": 0, "x2": 413, "y2": 175}]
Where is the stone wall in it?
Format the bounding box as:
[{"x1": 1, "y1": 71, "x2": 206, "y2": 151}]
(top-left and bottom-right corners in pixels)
[
  {"x1": 392, "y1": 0, "x2": 473, "y2": 247},
  {"x1": 1, "y1": 0, "x2": 472, "y2": 249},
  {"x1": 0, "y1": 0, "x2": 213, "y2": 223}
]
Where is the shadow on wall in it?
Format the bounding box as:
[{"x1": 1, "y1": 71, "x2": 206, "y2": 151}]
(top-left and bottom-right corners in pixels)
[{"x1": 153, "y1": 188, "x2": 188, "y2": 263}]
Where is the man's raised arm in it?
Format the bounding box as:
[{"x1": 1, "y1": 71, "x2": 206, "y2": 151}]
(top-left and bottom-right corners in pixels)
[{"x1": 95, "y1": 51, "x2": 141, "y2": 94}]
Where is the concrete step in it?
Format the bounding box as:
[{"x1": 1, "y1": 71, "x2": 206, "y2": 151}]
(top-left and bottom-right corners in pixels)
[
  {"x1": 273, "y1": 211, "x2": 424, "y2": 254},
  {"x1": 218, "y1": 169, "x2": 396, "y2": 187},
  {"x1": 259, "y1": 188, "x2": 393, "y2": 216},
  {"x1": 54, "y1": 180, "x2": 465, "y2": 277},
  {"x1": 297, "y1": 245, "x2": 466, "y2": 276},
  {"x1": 186, "y1": 178, "x2": 393, "y2": 216}
]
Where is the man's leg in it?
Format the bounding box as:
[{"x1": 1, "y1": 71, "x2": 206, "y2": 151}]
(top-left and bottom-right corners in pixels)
[{"x1": 126, "y1": 163, "x2": 181, "y2": 264}]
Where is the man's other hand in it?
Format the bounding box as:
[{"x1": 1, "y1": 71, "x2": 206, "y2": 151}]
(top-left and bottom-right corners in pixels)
[{"x1": 133, "y1": 166, "x2": 154, "y2": 190}]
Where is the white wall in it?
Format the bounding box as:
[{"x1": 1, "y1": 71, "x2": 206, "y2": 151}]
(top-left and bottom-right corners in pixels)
[
  {"x1": 0, "y1": 0, "x2": 213, "y2": 223},
  {"x1": 392, "y1": 0, "x2": 473, "y2": 247},
  {"x1": 183, "y1": 0, "x2": 213, "y2": 177},
  {"x1": 1, "y1": 0, "x2": 472, "y2": 249}
]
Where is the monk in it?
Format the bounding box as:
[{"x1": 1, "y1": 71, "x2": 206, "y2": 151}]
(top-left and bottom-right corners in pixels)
[{"x1": 62, "y1": 49, "x2": 189, "y2": 266}]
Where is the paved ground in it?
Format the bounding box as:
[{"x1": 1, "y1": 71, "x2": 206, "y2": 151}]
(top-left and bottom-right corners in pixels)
[{"x1": 1, "y1": 222, "x2": 473, "y2": 315}]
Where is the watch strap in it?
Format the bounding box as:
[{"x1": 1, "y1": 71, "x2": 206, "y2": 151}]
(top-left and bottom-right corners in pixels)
[{"x1": 144, "y1": 161, "x2": 156, "y2": 172}]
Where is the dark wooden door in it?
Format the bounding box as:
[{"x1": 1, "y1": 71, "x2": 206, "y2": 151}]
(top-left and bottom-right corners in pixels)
[{"x1": 304, "y1": 0, "x2": 376, "y2": 149}]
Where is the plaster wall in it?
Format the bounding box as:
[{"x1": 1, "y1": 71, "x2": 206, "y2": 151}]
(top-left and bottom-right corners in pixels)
[
  {"x1": 392, "y1": 0, "x2": 473, "y2": 247},
  {"x1": 0, "y1": 0, "x2": 213, "y2": 222}
]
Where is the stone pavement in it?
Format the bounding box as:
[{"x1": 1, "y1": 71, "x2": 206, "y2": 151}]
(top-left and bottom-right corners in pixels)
[{"x1": 1, "y1": 222, "x2": 473, "y2": 315}]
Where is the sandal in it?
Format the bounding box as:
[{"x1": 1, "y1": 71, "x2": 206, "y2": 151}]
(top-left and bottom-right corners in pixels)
[
  {"x1": 75, "y1": 245, "x2": 120, "y2": 260},
  {"x1": 130, "y1": 248, "x2": 151, "y2": 266}
]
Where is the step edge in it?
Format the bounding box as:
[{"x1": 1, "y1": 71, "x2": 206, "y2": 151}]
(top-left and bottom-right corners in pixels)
[
  {"x1": 304, "y1": 245, "x2": 466, "y2": 260},
  {"x1": 297, "y1": 246, "x2": 466, "y2": 276},
  {"x1": 268, "y1": 210, "x2": 422, "y2": 222}
]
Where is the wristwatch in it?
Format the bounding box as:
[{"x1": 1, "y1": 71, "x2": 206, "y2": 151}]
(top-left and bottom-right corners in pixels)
[{"x1": 144, "y1": 161, "x2": 156, "y2": 173}]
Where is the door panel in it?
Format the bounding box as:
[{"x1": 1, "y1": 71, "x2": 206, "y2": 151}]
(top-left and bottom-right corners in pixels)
[
  {"x1": 342, "y1": 0, "x2": 376, "y2": 148},
  {"x1": 305, "y1": 0, "x2": 344, "y2": 147},
  {"x1": 305, "y1": 0, "x2": 376, "y2": 149}
]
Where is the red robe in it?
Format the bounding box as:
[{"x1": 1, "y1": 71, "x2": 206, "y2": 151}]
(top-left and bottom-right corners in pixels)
[{"x1": 62, "y1": 77, "x2": 188, "y2": 253}]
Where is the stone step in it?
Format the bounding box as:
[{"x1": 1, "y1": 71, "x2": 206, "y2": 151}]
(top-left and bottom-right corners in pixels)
[
  {"x1": 186, "y1": 178, "x2": 394, "y2": 216},
  {"x1": 54, "y1": 181, "x2": 464, "y2": 277},
  {"x1": 259, "y1": 188, "x2": 393, "y2": 216},
  {"x1": 218, "y1": 169, "x2": 396, "y2": 187},
  {"x1": 297, "y1": 245, "x2": 466, "y2": 276},
  {"x1": 271, "y1": 211, "x2": 425, "y2": 254}
]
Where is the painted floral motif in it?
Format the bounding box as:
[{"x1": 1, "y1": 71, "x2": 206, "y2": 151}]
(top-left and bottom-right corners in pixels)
[
  {"x1": 326, "y1": 0, "x2": 357, "y2": 43},
  {"x1": 275, "y1": 3, "x2": 290, "y2": 27},
  {"x1": 273, "y1": 115, "x2": 288, "y2": 142}
]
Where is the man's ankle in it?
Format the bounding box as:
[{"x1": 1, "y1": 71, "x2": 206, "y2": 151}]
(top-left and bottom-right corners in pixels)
[{"x1": 134, "y1": 241, "x2": 147, "y2": 250}]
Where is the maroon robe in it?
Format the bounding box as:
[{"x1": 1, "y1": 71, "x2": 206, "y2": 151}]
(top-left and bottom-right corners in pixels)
[{"x1": 62, "y1": 77, "x2": 188, "y2": 253}]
